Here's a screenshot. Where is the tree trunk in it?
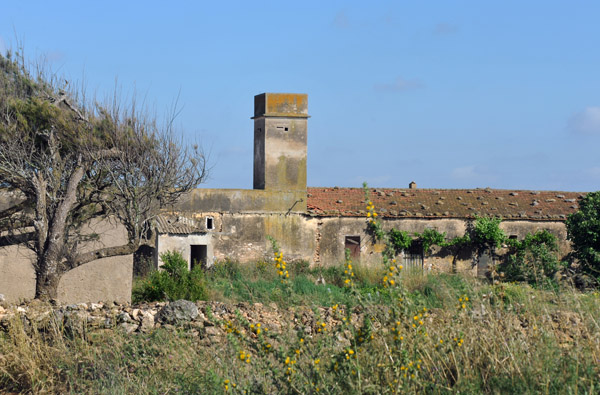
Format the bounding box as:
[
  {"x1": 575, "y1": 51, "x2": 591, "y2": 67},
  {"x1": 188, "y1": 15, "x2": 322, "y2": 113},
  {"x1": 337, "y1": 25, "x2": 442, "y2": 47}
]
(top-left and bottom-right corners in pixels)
[{"x1": 35, "y1": 260, "x2": 62, "y2": 301}]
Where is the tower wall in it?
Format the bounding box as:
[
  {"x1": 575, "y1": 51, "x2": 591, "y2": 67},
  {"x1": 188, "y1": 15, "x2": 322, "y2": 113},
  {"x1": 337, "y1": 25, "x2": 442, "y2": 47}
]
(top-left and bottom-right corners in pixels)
[{"x1": 253, "y1": 93, "x2": 308, "y2": 192}]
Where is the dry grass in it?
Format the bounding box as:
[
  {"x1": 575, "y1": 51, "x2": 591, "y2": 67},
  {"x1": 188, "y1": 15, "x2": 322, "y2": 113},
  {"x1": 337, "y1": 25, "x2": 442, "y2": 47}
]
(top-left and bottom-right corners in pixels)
[{"x1": 1, "y1": 270, "x2": 599, "y2": 394}]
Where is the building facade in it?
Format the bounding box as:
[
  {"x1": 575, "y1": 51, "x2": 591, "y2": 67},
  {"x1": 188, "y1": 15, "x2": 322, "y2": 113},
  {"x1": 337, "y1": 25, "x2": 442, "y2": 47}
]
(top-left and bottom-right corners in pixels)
[
  {"x1": 0, "y1": 92, "x2": 584, "y2": 303},
  {"x1": 156, "y1": 93, "x2": 582, "y2": 275}
]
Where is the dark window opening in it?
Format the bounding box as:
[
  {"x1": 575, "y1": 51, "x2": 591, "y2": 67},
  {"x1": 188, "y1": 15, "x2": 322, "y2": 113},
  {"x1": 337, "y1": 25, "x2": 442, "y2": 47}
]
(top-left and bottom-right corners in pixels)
[
  {"x1": 206, "y1": 217, "x2": 214, "y2": 230},
  {"x1": 190, "y1": 244, "x2": 207, "y2": 269},
  {"x1": 403, "y1": 241, "x2": 424, "y2": 270},
  {"x1": 345, "y1": 236, "x2": 361, "y2": 258},
  {"x1": 509, "y1": 235, "x2": 518, "y2": 240}
]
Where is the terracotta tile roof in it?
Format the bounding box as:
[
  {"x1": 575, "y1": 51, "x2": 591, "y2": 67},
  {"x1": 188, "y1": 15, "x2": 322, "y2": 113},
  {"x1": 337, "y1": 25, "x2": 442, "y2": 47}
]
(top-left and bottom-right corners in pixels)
[{"x1": 306, "y1": 187, "x2": 585, "y2": 221}]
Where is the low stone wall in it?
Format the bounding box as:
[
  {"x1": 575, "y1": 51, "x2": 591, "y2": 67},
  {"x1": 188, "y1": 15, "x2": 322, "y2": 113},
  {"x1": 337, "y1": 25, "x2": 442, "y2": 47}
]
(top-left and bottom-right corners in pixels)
[{"x1": 0, "y1": 300, "x2": 354, "y2": 346}]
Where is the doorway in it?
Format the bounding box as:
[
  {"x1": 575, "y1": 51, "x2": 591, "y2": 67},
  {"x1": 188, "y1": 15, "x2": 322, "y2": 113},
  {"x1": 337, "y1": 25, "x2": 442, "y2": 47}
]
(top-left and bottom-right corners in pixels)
[{"x1": 190, "y1": 244, "x2": 208, "y2": 269}]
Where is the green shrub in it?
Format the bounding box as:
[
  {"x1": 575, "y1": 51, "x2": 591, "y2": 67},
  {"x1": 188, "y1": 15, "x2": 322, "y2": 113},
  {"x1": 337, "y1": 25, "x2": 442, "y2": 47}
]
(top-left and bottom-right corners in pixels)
[
  {"x1": 132, "y1": 251, "x2": 207, "y2": 303},
  {"x1": 207, "y1": 258, "x2": 242, "y2": 281},
  {"x1": 500, "y1": 230, "x2": 562, "y2": 287},
  {"x1": 288, "y1": 259, "x2": 311, "y2": 276},
  {"x1": 566, "y1": 191, "x2": 600, "y2": 278}
]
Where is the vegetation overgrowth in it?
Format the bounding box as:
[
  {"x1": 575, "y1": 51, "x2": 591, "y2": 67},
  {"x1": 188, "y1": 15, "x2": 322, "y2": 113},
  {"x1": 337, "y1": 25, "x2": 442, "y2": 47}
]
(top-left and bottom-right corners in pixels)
[
  {"x1": 1, "y1": 263, "x2": 599, "y2": 393},
  {"x1": 566, "y1": 191, "x2": 600, "y2": 277},
  {"x1": 2, "y1": 185, "x2": 599, "y2": 393},
  {"x1": 132, "y1": 251, "x2": 208, "y2": 303},
  {"x1": 363, "y1": 182, "x2": 566, "y2": 289}
]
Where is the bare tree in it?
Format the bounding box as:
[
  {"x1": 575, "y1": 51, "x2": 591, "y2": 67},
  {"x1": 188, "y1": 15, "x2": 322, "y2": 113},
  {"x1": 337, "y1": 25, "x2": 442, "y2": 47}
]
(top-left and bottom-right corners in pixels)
[{"x1": 0, "y1": 51, "x2": 207, "y2": 300}]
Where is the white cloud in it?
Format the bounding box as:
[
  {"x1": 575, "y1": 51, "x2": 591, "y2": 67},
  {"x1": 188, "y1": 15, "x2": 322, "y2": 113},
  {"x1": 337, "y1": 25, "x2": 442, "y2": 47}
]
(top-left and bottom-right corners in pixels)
[
  {"x1": 374, "y1": 77, "x2": 424, "y2": 92},
  {"x1": 433, "y1": 23, "x2": 459, "y2": 36},
  {"x1": 568, "y1": 106, "x2": 600, "y2": 135}
]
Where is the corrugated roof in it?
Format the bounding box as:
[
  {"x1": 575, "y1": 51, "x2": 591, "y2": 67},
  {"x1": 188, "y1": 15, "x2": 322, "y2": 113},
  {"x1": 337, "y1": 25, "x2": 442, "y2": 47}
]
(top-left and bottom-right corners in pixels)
[
  {"x1": 306, "y1": 187, "x2": 584, "y2": 221},
  {"x1": 155, "y1": 215, "x2": 204, "y2": 234}
]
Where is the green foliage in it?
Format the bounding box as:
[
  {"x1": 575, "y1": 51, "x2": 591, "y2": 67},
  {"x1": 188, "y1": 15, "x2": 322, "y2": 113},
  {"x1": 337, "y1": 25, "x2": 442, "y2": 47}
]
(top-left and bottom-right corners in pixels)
[
  {"x1": 566, "y1": 191, "x2": 600, "y2": 277},
  {"x1": 500, "y1": 230, "x2": 562, "y2": 287},
  {"x1": 470, "y1": 215, "x2": 506, "y2": 250},
  {"x1": 209, "y1": 259, "x2": 242, "y2": 281},
  {"x1": 418, "y1": 228, "x2": 446, "y2": 255},
  {"x1": 132, "y1": 251, "x2": 207, "y2": 303},
  {"x1": 363, "y1": 181, "x2": 564, "y2": 287},
  {"x1": 443, "y1": 233, "x2": 471, "y2": 249},
  {"x1": 388, "y1": 228, "x2": 412, "y2": 254}
]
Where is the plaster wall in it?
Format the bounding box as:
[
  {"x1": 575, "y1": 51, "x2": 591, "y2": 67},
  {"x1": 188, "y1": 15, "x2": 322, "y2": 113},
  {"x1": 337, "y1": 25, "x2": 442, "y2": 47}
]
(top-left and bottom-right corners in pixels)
[
  {"x1": 208, "y1": 213, "x2": 316, "y2": 263},
  {"x1": 175, "y1": 188, "x2": 306, "y2": 214},
  {"x1": 57, "y1": 218, "x2": 133, "y2": 304},
  {"x1": 162, "y1": 213, "x2": 571, "y2": 279},
  {"x1": 0, "y1": 218, "x2": 133, "y2": 304},
  {"x1": 262, "y1": 117, "x2": 307, "y2": 192},
  {"x1": 157, "y1": 233, "x2": 214, "y2": 269},
  {"x1": 57, "y1": 255, "x2": 132, "y2": 304},
  {"x1": 0, "y1": 245, "x2": 36, "y2": 302},
  {"x1": 499, "y1": 220, "x2": 569, "y2": 253}
]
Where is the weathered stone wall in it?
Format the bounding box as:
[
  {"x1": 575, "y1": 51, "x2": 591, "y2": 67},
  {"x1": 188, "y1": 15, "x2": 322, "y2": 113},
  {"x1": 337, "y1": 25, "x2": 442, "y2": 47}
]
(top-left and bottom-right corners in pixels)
[
  {"x1": 175, "y1": 188, "x2": 306, "y2": 214},
  {"x1": 158, "y1": 213, "x2": 317, "y2": 266},
  {"x1": 253, "y1": 93, "x2": 309, "y2": 193},
  {"x1": 158, "y1": 213, "x2": 571, "y2": 278},
  {"x1": 159, "y1": 212, "x2": 569, "y2": 275},
  {"x1": 499, "y1": 220, "x2": 569, "y2": 252}
]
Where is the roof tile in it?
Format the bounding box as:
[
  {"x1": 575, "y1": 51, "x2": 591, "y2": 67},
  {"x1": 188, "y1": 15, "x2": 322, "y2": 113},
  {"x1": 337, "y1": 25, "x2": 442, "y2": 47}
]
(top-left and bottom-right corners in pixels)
[{"x1": 306, "y1": 187, "x2": 583, "y2": 221}]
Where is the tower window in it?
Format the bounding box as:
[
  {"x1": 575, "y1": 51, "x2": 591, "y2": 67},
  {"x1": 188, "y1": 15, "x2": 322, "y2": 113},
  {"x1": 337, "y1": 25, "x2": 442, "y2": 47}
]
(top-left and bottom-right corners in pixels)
[{"x1": 206, "y1": 217, "x2": 214, "y2": 230}]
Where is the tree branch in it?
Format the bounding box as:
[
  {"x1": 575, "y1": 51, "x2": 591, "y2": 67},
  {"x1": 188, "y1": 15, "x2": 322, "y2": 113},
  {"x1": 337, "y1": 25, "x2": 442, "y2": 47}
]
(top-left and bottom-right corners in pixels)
[
  {"x1": 0, "y1": 231, "x2": 35, "y2": 247},
  {"x1": 70, "y1": 242, "x2": 137, "y2": 268}
]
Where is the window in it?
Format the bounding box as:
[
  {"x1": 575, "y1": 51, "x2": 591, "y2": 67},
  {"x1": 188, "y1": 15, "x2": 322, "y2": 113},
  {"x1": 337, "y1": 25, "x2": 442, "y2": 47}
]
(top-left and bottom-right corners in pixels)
[
  {"x1": 344, "y1": 236, "x2": 361, "y2": 258},
  {"x1": 190, "y1": 244, "x2": 207, "y2": 269},
  {"x1": 206, "y1": 217, "x2": 214, "y2": 230}
]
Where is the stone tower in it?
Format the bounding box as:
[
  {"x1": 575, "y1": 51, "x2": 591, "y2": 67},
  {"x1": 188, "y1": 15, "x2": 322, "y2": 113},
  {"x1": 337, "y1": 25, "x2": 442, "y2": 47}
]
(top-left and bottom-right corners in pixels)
[{"x1": 252, "y1": 93, "x2": 309, "y2": 192}]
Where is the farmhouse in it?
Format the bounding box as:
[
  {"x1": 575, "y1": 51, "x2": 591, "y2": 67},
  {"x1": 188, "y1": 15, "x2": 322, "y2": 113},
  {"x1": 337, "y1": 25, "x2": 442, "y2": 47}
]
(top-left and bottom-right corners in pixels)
[
  {"x1": 155, "y1": 93, "x2": 581, "y2": 275},
  {"x1": 0, "y1": 92, "x2": 583, "y2": 303}
]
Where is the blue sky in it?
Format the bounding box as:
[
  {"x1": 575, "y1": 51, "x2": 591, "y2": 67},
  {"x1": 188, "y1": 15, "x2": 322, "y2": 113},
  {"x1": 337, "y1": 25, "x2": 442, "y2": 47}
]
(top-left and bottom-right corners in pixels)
[{"x1": 1, "y1": 1, "x2": 599, "y2": 192}]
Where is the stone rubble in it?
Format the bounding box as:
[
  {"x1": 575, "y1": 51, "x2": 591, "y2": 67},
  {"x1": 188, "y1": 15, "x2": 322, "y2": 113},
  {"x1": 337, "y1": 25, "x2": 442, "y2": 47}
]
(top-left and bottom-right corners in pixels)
[{"x1": 0, "y1": 300, "x2": 364, "y2": 345}]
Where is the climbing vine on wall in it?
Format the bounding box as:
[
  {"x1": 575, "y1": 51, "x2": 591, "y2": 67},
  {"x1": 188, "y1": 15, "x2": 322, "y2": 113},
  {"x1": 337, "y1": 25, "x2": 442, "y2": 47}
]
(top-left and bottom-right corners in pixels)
[{"x1": 363, "y1": 183, "x2": 562, "y2": 286}]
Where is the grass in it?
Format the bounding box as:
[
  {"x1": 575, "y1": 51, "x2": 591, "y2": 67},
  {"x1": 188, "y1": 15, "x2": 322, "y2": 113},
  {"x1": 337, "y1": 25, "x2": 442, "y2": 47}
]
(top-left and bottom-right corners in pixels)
[{"x1": 2, "y1": 259, "x2": 600, "y2": 394}]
